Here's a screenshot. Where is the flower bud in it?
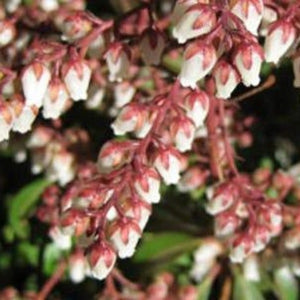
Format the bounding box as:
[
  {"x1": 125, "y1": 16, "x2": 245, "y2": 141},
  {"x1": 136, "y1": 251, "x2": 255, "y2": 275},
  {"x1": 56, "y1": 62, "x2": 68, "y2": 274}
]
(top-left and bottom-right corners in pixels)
[
  {"x1": 43, "y1": 78, "x2": 70, "y2": 119},
  {"x1": 134, "y1": 168, "x2": 161, "y2": 204},
  {"x1": 293, "y1": 55, "x2": 300, "y2": 88},
  {"x1": 85, "y1": 84, "x2": 105, "y2": 109},
  {"x1": 170, "y1": 116, "x2": 196, "y2": 152},
  {"x1": 21, "y1": 61, "x2": 51, "y2": 107},
  {"x1": 179, "y1": 41, "x2": 217, "y2": 88},
  {"x1": 234, "y1": 42, "x2": 263, "y2": 87},
  {"x1": 183, "y1": 90, "x2": 210, "y2": 127},
  {"x1": 49, "y1": 226, "x2": 72, "y2": 250},
  {"x1": 97, "y1": 140, "x2": 133, "y2": 173},
  {"x1": 0, "y1": 20, "x2": 15, "y2": 47},
  {"x1": 231, "y1": 0, "x2": 264, "y2": 35},
  {"x1": 105, "y1": 42, "x2": 131, "y2": 82},
  {"x1": 284, "y1": 227, "x2": 300, "y2": 250},
  {"x1": 69, "y1": 251, "x2": 87, "y2": 283},
  {"x1": 88, "y1": 240, "x2": 116, "y2": 280},
  {"x1": 39, "y1": 0, "x2": 59, "y2": 12},
  {"x1": 154, "y1": 147, "x2": 182, "y2": 185},
  {"x1": 171, "y1": 0, "x2": 199, "y2": 25},
  {"x1": 111, "y1": 103, "x2": 152, "y2": 138},
  {"x1": 205, "y1": 182, "x2": 237, "y2": 215},
  {"x1": 63, "y1": 59, "x2": 91, "y2": 101},
  {"x1": 60, "y1": 209, "x2": 89, "y2": 236},
  {"x1": 109, "y1": 218, "x2": 141, "y2": 258},
  {"x1": 213, "y1": 60, "x2": 240, "y2": 99},
  {"x1": 172, "y1": 4, "x2": 216, "y2": 44},
  {"x1": 178, "y1": 166, "x2": 207, "y2": 192},
  {"x1": 113, "y1": 82, "x2": 135, "y2": 108},
  {"x1": 230, "y1": 234, "x2": 254, "y2": 263},
  {"x1": 140, "y1": 28, "x2": 165, "y2": 65},
  {"x1": 11, "y1": 99, "x2": 38, "y2": 134},
  {"x1": 264, "y1": 21, "x2": 296, "y2": 64},
  {"x1": 260, "y1": 6, "x2": 277, "y2": 36},
  {"x1": 215, "y1": 211, "x2": 241, "y2": 237},
  {"x1": 260, "y1": 202, "x2": 282, "y2": 237},
  {"x1": 0, "y1": 100, "x2": 14, "y2": 142},
  {"x1": 253, "y1": 225, "x2": 270, "y2": 252}
]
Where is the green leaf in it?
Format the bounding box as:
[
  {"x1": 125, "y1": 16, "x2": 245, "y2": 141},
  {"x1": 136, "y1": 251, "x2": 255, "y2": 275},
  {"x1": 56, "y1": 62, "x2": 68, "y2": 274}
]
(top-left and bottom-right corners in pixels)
[
  {"x1": 197, "y1": 275, "x2": 214, "y2": 300},
  {"x1": 133, "y1": 232, "x2": 200, "y2": 263},
  {"x1": 17, "y1": 242, "x2": 39, "y2": 267},
  {"x1": 8, "y1": 179, "x2": 51, "y2": 239},
  {"x1": 43, "y1": 244, "x2": 63, "y2": 276},
  {"x1": 274, "y1": 266, "x2": 299, "y2": 300},
  {"x1": 233, "y1": 268, "x2": 265, "y2": 300}
]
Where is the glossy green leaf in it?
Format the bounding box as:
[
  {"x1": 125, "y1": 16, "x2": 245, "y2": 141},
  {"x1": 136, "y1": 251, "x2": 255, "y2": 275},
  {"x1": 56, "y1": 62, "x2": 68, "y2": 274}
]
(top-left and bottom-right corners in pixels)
[
  {"x1": 8, "y1": 179, "x2": 51, "y2": 239},
  {"x1": 274, "y1": 266, "x2": 299, "y2": 300},
  {"x1": 133, "y1": 232, "x2": 199, "y2": 263}
]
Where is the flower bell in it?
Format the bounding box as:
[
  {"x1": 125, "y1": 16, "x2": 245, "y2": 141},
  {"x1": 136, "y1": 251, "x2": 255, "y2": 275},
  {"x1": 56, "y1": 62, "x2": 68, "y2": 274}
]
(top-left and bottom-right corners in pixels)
[
  {"x1": 0, "y1": 20, "x2": 15, "y2": 47},
  {"x1": 21, "y1": 61, "x2": 51, "y2": 107},
  {"x1": 179, "y1": 41, "x2": 217, "y2": 89},
  {"x1": 0, "y1": 100, "x2": 14, "y2": 142}
]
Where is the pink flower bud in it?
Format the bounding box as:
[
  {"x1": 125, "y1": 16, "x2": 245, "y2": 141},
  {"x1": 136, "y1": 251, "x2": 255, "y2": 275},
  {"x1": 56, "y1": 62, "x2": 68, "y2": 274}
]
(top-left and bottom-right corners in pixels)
[
  {"x1": 63, "y1": 59, "x2": 91, "y2": 101},
  {"x1": 21, "y1": 61, "x2": 51, "y2": 107},
  {"x1": 234, "y1": 42, "x2": 263, "y2": 87},
  {"x1": 179, "y1": 286, "x2": 198, "y2": 300},
  {"x1": 49, "y1": 226, "x2": 72, "y2": 250},
  {"x1": 205, "y1": 183, "x2": 237, "y2": 215},
  {"x1": 213, "y1": 61, "x2": 240, "y2": 99},
  {"x1": 60, "y1": 209, "x2": 89, "y2": 236},
  {"x1": 0, "y1": 100, "x2": 14, "y2": 142},
  {"x1": 10, "y1": 95, "x2": 38, "y2": 134},
  {"x1": 293, "y1": 55, "x2": 300, "y2": 88},
  {"x1": 134, "y1": 168, "x2": 161, "y2": 203},
  {"x1": 171, "y1": 0, "x2": 199, "y2": 25},
  {"x1": 88, "y1": 240, "x2": 116, "y2": 280},
  {"x1": 178, "y1": 166, "x2": 207, "y2": 192},
  {"x1": 114, "y1": 82, "x2": 136, "y2": 108},
  {"x1": 170, "y1": 116, "x2": 196, "y2": 152},
  {"x1": 172, "y1": 4, "x2": 216, "y2": 44},
  {"x1": 140, "y1": 28, "x2": 165, "y2": 65},
  {"x1": 253, "y1": 225, "x2": 270, "y2": 252},
  {"x1": 0, "y1": 20, "x2": 15, "y2": 47},
  {"x1": 215, "y1": 211, "x2": 241, "y2": 237},
  {"x1": 230, "y1": 234, "x2": 254, "y2": 263},
  {"x1": 183, "y1": 90, "x2": 210, "y2": 127},
  {"x1": 43, "y1": 78, "x2": 70, "y2": 119},
  {"x1": 179, "y1": 42, "x2": 217, "y2": 88},
  {"x1": 109, "y1": 218, "x2": 141, "y2": 258},
  {"x1": 154, "y1": 147, "x2": 182, "y2": 185},
  {"x1": 260, "y1": 6, "x2": 277, "y2": 36},
  {"x1": 111, "y1": 103, "x2": 152, "y2": 138},
  {"x1": 260, "y1": 203, "x2": 282, "y2": 237},
  {"x1": 231, "y1": 0, "x2": 264, "y2": 35},
  {"x1": 105, "y1": 42, "x2": 131, "y2": 82},
  {"x1": 97, "y1": 140, "x2": 133, "y2": 173},
  {"x1": 264, "y1": 21, "x2": 296, "y2": 64},
  {"x1": 85, "y1": 84, "x2": 105, "y2": 109}
]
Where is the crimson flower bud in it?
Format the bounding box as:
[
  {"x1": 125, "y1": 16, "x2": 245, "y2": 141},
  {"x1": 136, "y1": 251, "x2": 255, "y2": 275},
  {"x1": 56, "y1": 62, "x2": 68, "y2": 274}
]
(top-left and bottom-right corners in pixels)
[
  {"x1": 21, "y1": 61, "x2": 51, "y2": 107},
  {"x1": 97, "y1": 140, "x2": 133, "y2": 173},
  {"x1": 170, "y1": 115, "x2": 196, "y2": 152},
  {"x1": 234, "y1": 42, "x2": 264, "y2": 87},
  {"x1": 179, "y1": 41, "x2": 217, "y2": 88},
  {"x1": 108, "y1": 218, "x2": 142, "y2": 258},
  {"x1": 154, "y1": 147, "x2": 182, "y2": 185},
  {"x1": 172, "y1": 4, "x2": 216, "y2": 44},
  {"x1": 213, "y1": 60, "x2": 240, "y2": 99},
  {"x1": 230, "y1": 234, "x2": 254, "y2": 263},
  {"x1": 0, "y1": 100, "x2": 14, "y2": 142},
  {"x1": 140, "y1": 28, "x2": 165, "y2": 65},
  {"x1": 264, "y1": 21, "x2": 296, "y2": 64},
  {"x1": 43, "y1": 78, "x2": 70, "y2": 119},
  {"x1": 105, "y1": 42, "x2": 131, "y2": 82},
  {"x1": 134, "y1": 168, "x2": 161, "y2": 204},
  {"x1": 178, "y1": 166, "x2": 207, "y2": 192},
  {"x1": 63, "y1": 58, "x2": 91, "y2": 101},
  {"x1": 183, "y1": 90, "x2": 209, "y2": 127},
  {"x1": 88, "y1": 240, "x2": 116, "y2": 280},
  {"x1": 60, "y1": 209, "x2": 89, "y2": 237},
  {"x1": 231, "y1": 0, "x2": 264, "y2": 35},
  {"x1": 252, "y1": 225, "x2": 271, "y2": 252}
]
